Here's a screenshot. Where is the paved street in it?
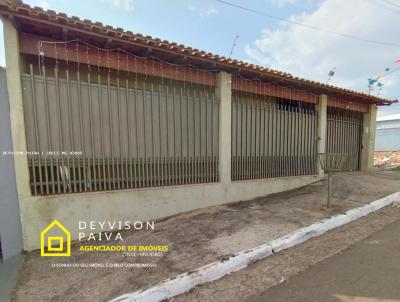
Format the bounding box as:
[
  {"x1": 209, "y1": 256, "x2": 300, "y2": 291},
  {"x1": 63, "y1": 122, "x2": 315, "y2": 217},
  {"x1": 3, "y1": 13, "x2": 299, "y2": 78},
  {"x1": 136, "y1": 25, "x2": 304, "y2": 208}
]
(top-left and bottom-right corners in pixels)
[{"x1": 248, "y1": 219, "x2": 400, "y2": 302}]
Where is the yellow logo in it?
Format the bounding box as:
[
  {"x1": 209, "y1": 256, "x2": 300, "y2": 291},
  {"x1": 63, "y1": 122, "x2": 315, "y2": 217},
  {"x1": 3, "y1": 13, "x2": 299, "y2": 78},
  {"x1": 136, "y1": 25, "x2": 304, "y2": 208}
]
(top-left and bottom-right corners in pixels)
[{"x1": 40, "y1": 220, "x2": 71, "y2": 257}]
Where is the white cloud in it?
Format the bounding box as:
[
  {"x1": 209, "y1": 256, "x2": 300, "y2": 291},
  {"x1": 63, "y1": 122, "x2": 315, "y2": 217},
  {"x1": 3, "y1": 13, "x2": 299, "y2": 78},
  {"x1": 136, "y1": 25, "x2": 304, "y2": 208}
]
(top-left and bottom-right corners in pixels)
[
  {"x1": 188, "y1": 4, "x2": 218, "y2": 18},
  {"x1": 37, "y1": 0, "x2": 50, "y2": 10},
  {"x1": 98, "y1": 0, "x2": 134, "y2": 11},
  {"x1": 27, "y1": 0, "x2": 133, "y2": 12},
  {"x1": 271, "y1": 0, "x2": 321, "y2": 7},
  {"x1": 245, "y1": 0, "x2": 400, "y2": 112},
  {"x1": 270, "y1": 0, "x2": 301, "y2": 7},
  {"x1": 199, "y1": 4, "x2": 218, "y2": 17},
  {"x1": 23, "y1": 0, "x2": 51, "y2": 10}
]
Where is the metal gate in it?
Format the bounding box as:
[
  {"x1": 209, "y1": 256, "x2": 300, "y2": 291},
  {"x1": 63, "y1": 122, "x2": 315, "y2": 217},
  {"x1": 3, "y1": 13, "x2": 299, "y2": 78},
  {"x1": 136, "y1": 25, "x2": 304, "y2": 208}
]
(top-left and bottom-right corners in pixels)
[
  {"x1": 326, "y1": 107, "x2": 363, "y2": 171},
  {"x1": 232, "y1": 93, "x2": 318, "y2": 181},
  {"x1": 22, "y1": 64, "x2": 219, "y2": 195}
]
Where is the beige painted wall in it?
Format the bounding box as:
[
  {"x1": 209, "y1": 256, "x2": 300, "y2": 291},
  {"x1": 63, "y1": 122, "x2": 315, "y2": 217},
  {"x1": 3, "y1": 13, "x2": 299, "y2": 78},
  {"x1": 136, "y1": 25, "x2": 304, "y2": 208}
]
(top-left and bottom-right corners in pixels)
[
  {"x1": 217, "y1": 72, "x2": 232, "y2": 184},
  {"x1": 316, "y1": 95, "x2": 327, "y2": 175},
  {"x1": 360, "y1": 104, "x2": 377, "y2": 171},
  {"x1": 2, "y1": 18, "x2": 33, "y2": 254},
  {"x1": 24, "y1": 174, "x2": 321, "y2": 251}
]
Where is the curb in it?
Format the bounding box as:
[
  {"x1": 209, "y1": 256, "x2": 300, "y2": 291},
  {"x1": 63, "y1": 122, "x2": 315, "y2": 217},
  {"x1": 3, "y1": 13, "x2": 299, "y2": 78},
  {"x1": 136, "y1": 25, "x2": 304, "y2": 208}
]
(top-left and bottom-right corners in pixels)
[{"x1": 110, "y1": 191, "x2": 400, "y2": 302}]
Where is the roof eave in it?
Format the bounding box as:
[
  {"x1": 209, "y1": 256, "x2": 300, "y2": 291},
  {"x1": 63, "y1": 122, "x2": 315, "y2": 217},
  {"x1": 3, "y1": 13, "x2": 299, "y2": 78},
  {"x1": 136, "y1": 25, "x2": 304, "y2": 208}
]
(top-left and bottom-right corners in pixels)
[{"x1": 0, "y1": 2, "x2": 396, "y2": 106}]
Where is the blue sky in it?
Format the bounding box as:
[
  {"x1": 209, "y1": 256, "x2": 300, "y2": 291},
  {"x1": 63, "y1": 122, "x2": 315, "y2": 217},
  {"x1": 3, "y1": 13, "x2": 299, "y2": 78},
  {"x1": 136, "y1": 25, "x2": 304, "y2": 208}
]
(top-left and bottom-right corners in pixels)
[
  {"x1": 0, "y1": 0, "x2": 318, "y2": 61},
  {"x1": 0, "y1": 0, "x2": 399, "y2": 115}
]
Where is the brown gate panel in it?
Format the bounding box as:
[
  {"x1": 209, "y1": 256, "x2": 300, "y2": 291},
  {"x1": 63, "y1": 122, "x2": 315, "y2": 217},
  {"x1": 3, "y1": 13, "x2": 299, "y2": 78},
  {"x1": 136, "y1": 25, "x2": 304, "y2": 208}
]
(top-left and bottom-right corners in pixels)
[
  {"x1": 231, "y1": 93, "x2": 318, "y2": 181},
  {"x1": 22, "y1": 64, "x2": 219, "y2": 195},
  {"x1": 326, "y1": 107, "x2": 363, "y2": 171}
]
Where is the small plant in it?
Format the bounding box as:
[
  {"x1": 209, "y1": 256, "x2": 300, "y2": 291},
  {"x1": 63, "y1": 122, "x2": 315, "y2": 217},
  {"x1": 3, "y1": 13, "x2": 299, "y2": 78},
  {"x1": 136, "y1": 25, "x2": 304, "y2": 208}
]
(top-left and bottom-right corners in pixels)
[{"x1": 318, "y1": 153, "x2": 351, "y2": 208}]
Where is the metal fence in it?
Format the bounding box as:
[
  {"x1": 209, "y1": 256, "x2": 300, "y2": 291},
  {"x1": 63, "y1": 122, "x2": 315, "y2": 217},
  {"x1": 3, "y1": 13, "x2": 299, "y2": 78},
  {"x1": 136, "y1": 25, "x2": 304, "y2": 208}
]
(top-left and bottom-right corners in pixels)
[
  {"x1": 326, "y1": 107, "x2": 363, "y2": 171},
  {"x1": 231, "y1": 93, "x2": 318, "y2": 181},
  {"x1": 22, "y1": 64, "x2": 219, "y2": 195},
  {"x1": 21, "y1": 61, "x2": 365, "y2": 196}
]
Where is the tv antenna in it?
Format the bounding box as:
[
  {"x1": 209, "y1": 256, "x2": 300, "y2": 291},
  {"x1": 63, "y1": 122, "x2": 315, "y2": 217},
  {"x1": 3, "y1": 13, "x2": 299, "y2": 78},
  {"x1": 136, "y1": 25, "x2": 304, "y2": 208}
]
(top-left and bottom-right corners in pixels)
[
  {"x1": 326, "y1": 67, "x2": 336, "y2": 84},
  {"x1": 229, "y1": 34, "x2": 239, "y2": 58}
]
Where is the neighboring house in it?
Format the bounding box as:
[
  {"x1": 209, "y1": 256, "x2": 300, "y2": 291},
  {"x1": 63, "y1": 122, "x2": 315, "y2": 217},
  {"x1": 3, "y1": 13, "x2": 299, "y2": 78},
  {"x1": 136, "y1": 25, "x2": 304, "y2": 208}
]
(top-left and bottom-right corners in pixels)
[
  {"x1": 0, "y1": 67, "x2": 23, "y2": 261},
  {"x1": 0, "y1": 66, "x2": 23, "y2": 302},
  {"x1": 0, "y1": 1, "x2": 395, "y2": 252},
  {"x1": 376, "y1": 113, "x2": 400, "y2": 151}
]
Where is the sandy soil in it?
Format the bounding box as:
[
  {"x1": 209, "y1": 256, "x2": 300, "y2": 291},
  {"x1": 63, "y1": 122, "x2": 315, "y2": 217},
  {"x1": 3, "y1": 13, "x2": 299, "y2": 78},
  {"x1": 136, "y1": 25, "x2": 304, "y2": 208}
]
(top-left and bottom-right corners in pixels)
[
  {"x1": 374, "y1": 151, "x2": 400, "y2": 169},
  {"x1": 11, "y1": 171, "x2": 400, "y2": 302}
]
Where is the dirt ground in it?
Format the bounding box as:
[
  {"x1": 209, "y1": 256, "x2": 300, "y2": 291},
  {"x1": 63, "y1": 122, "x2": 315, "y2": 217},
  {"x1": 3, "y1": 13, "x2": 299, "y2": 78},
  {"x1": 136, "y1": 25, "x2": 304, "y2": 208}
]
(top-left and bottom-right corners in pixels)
[
  {"x1": 374, "y1": 151, "x2": 400, "y2": 169},
  {"x1": 176, "y1": 204, "x2": 400, "y2": 302},
  {"x1": 11, "y1": 171, "x2": 400, "y2": 302}
]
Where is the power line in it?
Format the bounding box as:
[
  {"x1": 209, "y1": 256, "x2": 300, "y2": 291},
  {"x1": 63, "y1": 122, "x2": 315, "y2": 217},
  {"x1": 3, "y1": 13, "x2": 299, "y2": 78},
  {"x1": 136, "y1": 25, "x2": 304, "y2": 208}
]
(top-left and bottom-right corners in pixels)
[
  {"x1": 379, "y1": 0, "x2": 400, "y2": 9},
  {"x1": 215, "y1": 0, "x2": 400, "y2": 48},
  {"x1": 380, "y1": 66, "x2": 400, "y2": 79},
  {"x1": 368, "y1": 0, "x2": 400, "y2": 14},
  {"x1": 229, "y1": 34, "x2": 239, "y2": 57}
]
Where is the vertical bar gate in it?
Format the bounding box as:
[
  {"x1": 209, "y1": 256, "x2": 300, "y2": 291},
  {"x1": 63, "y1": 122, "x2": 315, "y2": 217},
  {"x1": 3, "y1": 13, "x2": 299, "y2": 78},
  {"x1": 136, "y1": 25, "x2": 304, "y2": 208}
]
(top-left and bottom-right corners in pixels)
[
  {"x1": 22, "y1": 64, "x2": 219, "y2": 195},
  {"x1": 232, "y1": 92, "x2": 317, "y2": 181},
  {"x1": 326, "y1": 107, "x2": 363, "y2": 171}
]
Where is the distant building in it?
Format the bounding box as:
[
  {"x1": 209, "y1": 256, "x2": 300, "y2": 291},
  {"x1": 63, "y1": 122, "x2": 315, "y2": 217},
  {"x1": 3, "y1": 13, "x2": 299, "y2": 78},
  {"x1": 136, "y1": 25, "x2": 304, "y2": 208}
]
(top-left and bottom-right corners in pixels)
[{"x1": 376, "y1": 113, "x2": 400, "y2": 151}]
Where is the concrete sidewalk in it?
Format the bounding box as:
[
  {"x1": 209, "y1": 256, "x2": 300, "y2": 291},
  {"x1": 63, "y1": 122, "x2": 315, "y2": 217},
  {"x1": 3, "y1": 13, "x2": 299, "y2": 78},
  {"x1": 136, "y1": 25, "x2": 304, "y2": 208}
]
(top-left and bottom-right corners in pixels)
[
  {"x1": 11, "y1": 171, "x2": 400, "y2": 302},
  {"x1": 249, "y1": 219, "x2": 400, "y2": 302},
  {"x1": 0, "y1": 254, "x2": 23, "y2": 302}
]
